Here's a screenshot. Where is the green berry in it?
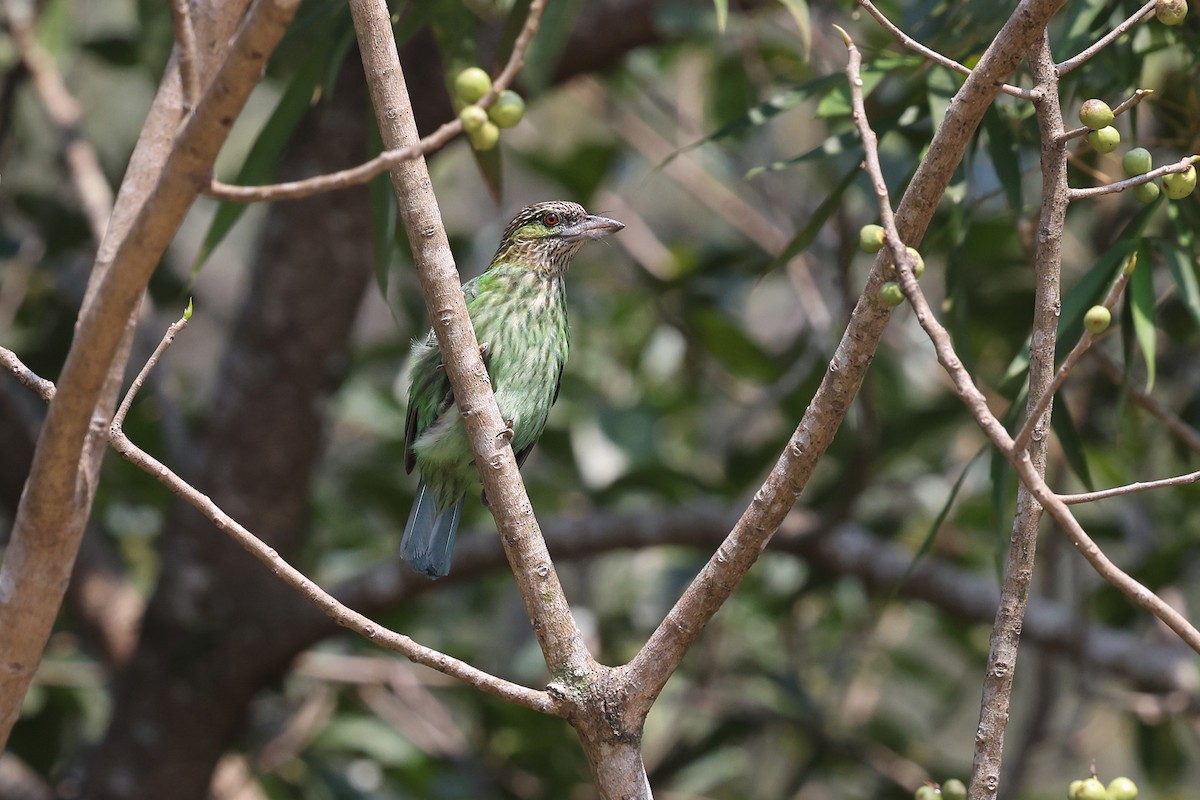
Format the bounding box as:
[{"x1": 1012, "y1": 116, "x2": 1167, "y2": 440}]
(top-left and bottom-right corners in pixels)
[
  {"x1": 454, "y1": 67, "x2": 492, "y2": 104},
  {"x1": 906, "y1": 247, "x2": 925, "y2": 279},
  {"x1": 467, "y1": 120, "x2": 500, "y2": 151},
  {"x1": 1079, "y1": 99, "x2": 1114, "y2": 130},
  {"x1": 459, "y1": 105, "x2": 488, "y2": 133},
  {"x1": 1088, "y1": 126, "x2": 1120, "y2": 154},
  {"x1": 1122, "y1": 147, "x2": 1153, "y2": 177},
  {"x1": 1076, "y1": 778, "x2": 1109, "y2": 800},
  {"x1": 1084, "y1": 305, "x2": 1112, "y2": 334},
  {"x1": 942, "y1": 779, "x2": 966, "y2": 800},
  {"x1": 880, "y1": 281, "x2": 905, "y2": 307},
  {"x1": 1069, "y1": 780, "x2": 1087, "y2": 800},
  {"x1": 1162, "y1": 164, "x2": 1197, "y2": 199},
  {"x1": 488, "y1": 90, "x2": 526, "y2": 129},
  {"x1": 1156, "y1": 0, "x2": 1188, "y2": 24},
  {"x1": 1134, "y1": 180, "x2": 1160, "y2": 204},
  {"x1": 1107, "y1": 777, "x2": 1137, "y2": 800},
  {"x1": 914, "y1": 785, "x2": 940, "y2": 800},
  {"x1": 860, "y1": 224, "x2": 885, "y2": 253}
]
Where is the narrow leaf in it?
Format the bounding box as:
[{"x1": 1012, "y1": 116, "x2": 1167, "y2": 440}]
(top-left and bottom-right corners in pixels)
[
  {"x1": 713, "y1": 0, "x2": 728, "y2": 33},
  {"x1": 1051, "y1": 398, "x2": 1093, "y2": 491},
  {"x1": 777, "y1": 0, "x2": 810, "y2": 56},
  {"x1": 1159, "y1": 240, "x2": 1200, "y2": 328},
  {"x1": 982, "y1": 105, "x2": 1022, "y2": 214},
  {"x1": 1128, "y1": 240, "x2": 1156, "y2": 392},
  {"x1": 768, "y1": 166, "x2": 859, "y2": 270}
]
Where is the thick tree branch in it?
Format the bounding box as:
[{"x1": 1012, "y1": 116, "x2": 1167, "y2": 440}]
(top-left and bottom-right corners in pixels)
[
  {"x1": 624, "y1": 0, "x2": 1071, "y2": 726},
  {"x1": 0, "y1": 0, "x2": 298, "y2": 748}
]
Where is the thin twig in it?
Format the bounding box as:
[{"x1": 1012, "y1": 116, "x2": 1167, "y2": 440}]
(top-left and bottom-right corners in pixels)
[
  {"x1": 1060, "y1": 470, "x2": 1200, "y2": 504},
  {"x1": 855, "y1": 0, "x2": 1035, "y2": 100},
  {"x1": 832, "y1": 28, "x2": 1200, "y2": 672},
  {"x1": 1090, "y1": 349, "x2": 1200, "y2": 454},
  {"x1": 7, "y1": 8, "x2": 114, "y2": 243},
  {"x1": 206, "y1": 0, "x2": 547, "y2": 203},
  {"x1": 1057, "y1": 89, "x2": 1154, "y2": 143},
  {"x1": 1069, "y1": 155, "x2": 1199, "y2": 201},
  {"x1": 169, "y1": 0, "x2": 203, "y2": 110},
  {"x1": 0, "y1": 347, "x2": 57, "y2": 402},
  {"x1": 1011, "y1": 252, "x2": 1136, "y2": 454},
  {"x1": 1055, "y1": 0, "x2": 1156, "y2": 76},
  {"x1": 105, "y1": 314, "x2": 563, "y2": 716}
]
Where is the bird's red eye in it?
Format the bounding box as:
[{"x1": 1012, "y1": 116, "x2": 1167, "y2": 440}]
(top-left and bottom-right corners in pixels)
[{"x1": 543, "y1": 212, "x2": 560, "y2": 226}]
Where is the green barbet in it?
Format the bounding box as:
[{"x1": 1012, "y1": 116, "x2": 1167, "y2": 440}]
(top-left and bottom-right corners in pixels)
[{"x1": 401, "y1": 201, "x2": 624, "y2": 577}]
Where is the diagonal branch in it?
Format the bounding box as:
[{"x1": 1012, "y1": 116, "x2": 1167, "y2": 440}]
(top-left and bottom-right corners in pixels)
[
  {"x1": 206, "y1": 0, "x2": 547, "y2": 203},
  {"x1": 623, "y1": 0, "x2": 1072, "y2": 726},
  {"x1": 0, "y1": 0, "x2": 299, "y2": 749},
  {"x1": 1055, "y1": 0, "x2": 1155, "y2": 76},
  {"x1": 102, "y1": 313, "x2": 561, "y2": 715}
]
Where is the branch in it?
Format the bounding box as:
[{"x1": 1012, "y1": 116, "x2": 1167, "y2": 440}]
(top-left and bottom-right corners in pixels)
[
  {"x1": 624, "y1": 0, "x2": 1071, "y2": 726},
  {"x1": 1068, "y1": 155, "x2": 1199, "y2": 201},
  {"x1": 855, "y1": 0, "x2": 1035, "y2": 100},
  {"x1": 206, "y1": 0, "x2": 547, "y2": 203},
  {"x1": 1055, "y1": 0, "x2": 1156, "y2": 76},
  {"x1": 1060, "y1": 469, "x2": 1200, "y2": 504},
  {"x1": 169, "y1": 0, "x2": 202, "y2": 110},
  {"x1": 6, "y1": 5, "x2": 114, "y2": 243},
  {"x1": 1090, "y1": 348, "x2": 1200, "y2": 454},
  {"x1": 103, "y1": 312, "x2": 561, "y2": 714},
  {"x1": 0, "y1": 347, "x2": 56, "y2": 402},
  {"x1": 1057, "y1": 88, "x2": 1153, "y2": 143},
  {"x1": 1012, "y1": 251, "x2": 1135, "y2": 454},
  {"x1": 0, "y1": 0, "x2": 299, "y2": 749}
]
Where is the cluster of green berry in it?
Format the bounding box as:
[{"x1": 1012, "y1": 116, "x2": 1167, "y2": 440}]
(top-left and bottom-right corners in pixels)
[
  {"x1": 914, "y1": 778, "x2": 966, "y2": 800},
  {"x1": 1079, "y1": 98, "x2": 1197, "y2": 203},
  {"x1": 1068, "y1": 775, "x2": 1139, "y2": 800},
  {"x1": 453, "y1": 67, "x2": 527, "y2": 151},
  {"x1": 1076, "y1": 0, "x2": 1195, "y2": 202},
  {"x1": 858, "y1": 224, "x2": 925, "y2": 307}
]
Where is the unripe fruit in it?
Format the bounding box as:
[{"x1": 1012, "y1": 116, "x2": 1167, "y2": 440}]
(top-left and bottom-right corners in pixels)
[
  {"x1": 1075, "y1": 778, "x2": 1109, "y2": 800},
  {"x1": 1122, "y1": 147, "x2": 1153, "y2": 177},
  {"x1": 1085, "y1": 305, "x2": 1112, "y2": 334},
  {"x1": 468, "y1": 121, "x2": 500, "y2": 151},
  {"x1": 1134, "y1": 180, "x2": 1160, "y2": 203},
  {"x1": 454, "y1": 67, "x2": 492, "y2": 104},
  {"x1": 1069, "y1": 779, "x2": 1087, "y2": 799},
  {"x1": 459, "y1": 105, "x2": 489, "y2": 133},
  {"x1": 488, "y1": 90, "x2": 526, "y2": 128},
  {"x1": 942, "y1": 779, "x2": 966, "y2": 800},
  {"x1": 1088, "y1": 126, "x2": 1120, "y2": 154},
  {"x1": 914, "y1": 785, "x2": 940, "y2": 800},
  {"x1": 1162, "y1": 164, "x2": 1197, "y2": 199},
  {"x1": 1156, "y1": 0, "x2": 1188, "y2": 24},
  {"x1": 880, "y1": 281, "x2": 905, "y2": 307},
  {"x1": 1107, "y1": 777, "x2": 1138, "y2": 800},
  {"x1": 906, "y1": 247, "x2": 925, "y2": 278},
  {"x1": 860, "y1": 224, "x2": 885, "y2": 253},
  {"x1": 1079, "y1": 99, "x2": 1114, "y2": 130}
]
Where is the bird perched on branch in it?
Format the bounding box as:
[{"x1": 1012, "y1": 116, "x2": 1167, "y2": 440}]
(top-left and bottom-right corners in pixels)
[{"x1": 401, "y1": 201, "x2": 624, "y2": 578}]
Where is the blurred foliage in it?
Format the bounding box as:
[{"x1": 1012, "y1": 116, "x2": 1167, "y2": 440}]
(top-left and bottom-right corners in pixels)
[{"x1": 3, "y1": 0, "x2": 1200, "y2": 797}]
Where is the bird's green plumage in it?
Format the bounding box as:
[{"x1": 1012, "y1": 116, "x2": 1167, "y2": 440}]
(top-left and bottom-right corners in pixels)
[{"x1": 401, "y1": 201, "x2": 623, "y2": 578}]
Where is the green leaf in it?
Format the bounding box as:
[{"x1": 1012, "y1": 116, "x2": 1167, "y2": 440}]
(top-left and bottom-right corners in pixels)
[
  {"x1": 1051, "y1": 398, "x2": 1093, "y2": 491},
  {"x1": 777, "y1": 0, "x2": 810, "y2": 56},
  {"x1": 746, "y1": 130, "x2": 861, "y2": 178},
  {"x1": 713, "y1": 0, "x2": 728, "y2": 33},
  {"x1": 1128, "y1": 240, "x2": 1156, "y2": 392},
  {"x1": 895, "y1": 446, "x2": 985, "y2": 596},
  {"x1": 768, "y1": 166, "x2": 859, "y2": 270},
  {"x1": 192, "y1": 57, "x2": 325, "y2": 276},
  {"x1": 981, "y1": 105, "x2": 1022, "y2": 215},
  {"x1": 925, "y1": 66, "x2": 958, "y2": 134},
  {"x1": 1159, "y1": 240, "x2": 1200, "y2": 328}
]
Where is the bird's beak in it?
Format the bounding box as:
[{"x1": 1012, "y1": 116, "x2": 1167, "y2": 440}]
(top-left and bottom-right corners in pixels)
[{"x1": 561, "y1": 214, "x2": 625, "y2": 242}]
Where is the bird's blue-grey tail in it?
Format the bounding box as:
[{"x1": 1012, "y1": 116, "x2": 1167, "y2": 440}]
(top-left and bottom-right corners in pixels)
[{"x1": 400, "y1": 481, "x2": 463, "y2": 579}]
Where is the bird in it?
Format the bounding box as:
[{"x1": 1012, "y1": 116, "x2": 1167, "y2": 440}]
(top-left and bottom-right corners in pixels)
[{"x1": 400, "y1": 201, "x2": 624, "y2": 578}]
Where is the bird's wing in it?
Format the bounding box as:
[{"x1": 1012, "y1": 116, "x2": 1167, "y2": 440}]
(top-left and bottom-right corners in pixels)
[
  {"x1": 514, "y1": 362, "x2": 562, "y2": 469},
  {"x1": 403, "y1": 275, "x2": 489, "y2": 474}
]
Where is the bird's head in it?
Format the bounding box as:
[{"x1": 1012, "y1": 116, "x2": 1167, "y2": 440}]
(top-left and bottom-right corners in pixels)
[{"x1": 492, "y1": 201, "x2": 624, "y2": 274}]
